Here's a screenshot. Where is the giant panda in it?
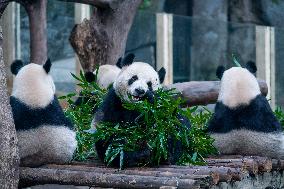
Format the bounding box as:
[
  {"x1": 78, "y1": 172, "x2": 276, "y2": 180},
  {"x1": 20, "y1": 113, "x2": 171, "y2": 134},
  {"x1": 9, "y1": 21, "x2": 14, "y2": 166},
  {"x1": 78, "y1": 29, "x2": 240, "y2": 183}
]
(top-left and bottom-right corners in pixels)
[
  {"x1": 93, "y1": 53, "x2": 191, "y2": 167},
  {"x1": 96, "y1": 64, "x2": 121, "y2": 89},
  {"x1": 10, "y1": 59, "x2": 77, "y2": 167},
  {"x1": 74, "y1": 60, "x2": 121, "y2": 106},
  {"x1": 84, "y1": 64, "x2": 121, "y2": 89},
  {"x1": 208, "y1": 61, "x2": 284, "y2": 159}
]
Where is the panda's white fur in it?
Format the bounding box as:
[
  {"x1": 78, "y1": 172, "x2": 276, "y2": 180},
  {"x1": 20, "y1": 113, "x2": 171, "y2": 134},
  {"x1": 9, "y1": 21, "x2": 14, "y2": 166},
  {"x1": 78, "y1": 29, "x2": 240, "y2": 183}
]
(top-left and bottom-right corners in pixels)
[
  {"x1": 18, "y1": 125, "x2": 76, "y2": 166},
  {"x1": 12, "y1": 63, "x2": 55, "y2": 108},
  {"x1": 211, "y1": 130, "x2": 284, "y2": 159},
  {"x1": 11, "y1": 60, "x2": 77, "y2": 167},
  {"x1": 113, "y1": 62, "x2": 161, "y2": 102},
  {"x1": 218, "y1": 67, "x2": 261, "y2": 108},
  {"x1": 96, "y1": 64, "x2": 121, "y2": 89}
]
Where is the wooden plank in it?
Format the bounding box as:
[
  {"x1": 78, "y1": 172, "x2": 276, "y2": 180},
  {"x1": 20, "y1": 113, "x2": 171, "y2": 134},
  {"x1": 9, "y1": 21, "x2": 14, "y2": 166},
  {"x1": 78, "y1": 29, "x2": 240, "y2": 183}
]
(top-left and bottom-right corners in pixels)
[
  {"x1": 156, "y1": 13, "x2": 173, "y2": 85},
  {"x1": 255, "y1": 26, "x2": 275, "y2": 109}
]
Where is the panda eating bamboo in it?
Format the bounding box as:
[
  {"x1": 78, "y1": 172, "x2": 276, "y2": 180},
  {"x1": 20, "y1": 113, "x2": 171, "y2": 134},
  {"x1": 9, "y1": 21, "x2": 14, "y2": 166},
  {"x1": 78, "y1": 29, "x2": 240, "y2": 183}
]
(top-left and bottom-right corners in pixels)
[{"x1": 90, "y1": 54, "x2": 191, "y2": 167}]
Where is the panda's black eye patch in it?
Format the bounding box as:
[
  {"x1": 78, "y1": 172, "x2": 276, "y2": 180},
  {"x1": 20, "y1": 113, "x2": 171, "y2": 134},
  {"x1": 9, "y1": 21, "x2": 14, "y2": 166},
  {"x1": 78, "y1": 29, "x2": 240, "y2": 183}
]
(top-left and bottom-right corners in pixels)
[
  {"x1": 147, "y1": 81, "x2": 153, "y2": 90},
  {"x1": 128, "y1": 75, "x2": 138, "y2": 85}
]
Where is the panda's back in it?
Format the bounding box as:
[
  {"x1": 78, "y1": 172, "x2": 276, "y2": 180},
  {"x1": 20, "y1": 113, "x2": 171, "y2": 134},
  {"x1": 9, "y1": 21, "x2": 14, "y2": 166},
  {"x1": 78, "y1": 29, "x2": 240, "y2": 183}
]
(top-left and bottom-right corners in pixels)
[{"x1": 10, "y1": 95, "x2": 73, "y2": 131}]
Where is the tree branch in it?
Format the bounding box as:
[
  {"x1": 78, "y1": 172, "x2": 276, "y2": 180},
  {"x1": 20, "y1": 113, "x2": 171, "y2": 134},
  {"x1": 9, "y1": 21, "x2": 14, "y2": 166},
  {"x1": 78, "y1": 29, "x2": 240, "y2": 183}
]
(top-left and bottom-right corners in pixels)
[
  {"x1": 24, "y1": 0, "x2": 47, "y2": 64},
  {"x1": 57, "y1": 0, "x2": 121, "y2": 9}
]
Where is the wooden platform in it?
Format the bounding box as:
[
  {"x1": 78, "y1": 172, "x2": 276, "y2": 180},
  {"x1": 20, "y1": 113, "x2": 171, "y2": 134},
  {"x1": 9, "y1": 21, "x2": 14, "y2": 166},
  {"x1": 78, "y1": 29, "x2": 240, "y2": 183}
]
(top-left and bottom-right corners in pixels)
[{"x1": 19, "y1": 155, "x2": 284, "y2": 188}]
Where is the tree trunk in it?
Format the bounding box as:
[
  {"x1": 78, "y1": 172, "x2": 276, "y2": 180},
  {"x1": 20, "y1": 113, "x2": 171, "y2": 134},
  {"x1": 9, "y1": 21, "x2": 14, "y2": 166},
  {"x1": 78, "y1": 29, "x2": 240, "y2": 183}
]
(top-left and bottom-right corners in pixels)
[
  {"x1": 25, "y1": 0, "x2": 47, "y2": 64},
  {"x1": 69, "y1": 0, "x2": 142, "y2": 72},
  {"x1": 0, "y1": 25, "x2": 19, "y2": 189}
]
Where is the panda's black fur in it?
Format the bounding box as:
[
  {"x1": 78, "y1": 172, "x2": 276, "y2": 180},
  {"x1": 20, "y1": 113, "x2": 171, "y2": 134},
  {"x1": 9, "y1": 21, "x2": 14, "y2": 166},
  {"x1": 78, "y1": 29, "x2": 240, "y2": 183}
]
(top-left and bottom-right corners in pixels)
[
  {"x1": 208, "y1": 61, "x2": 283, "y2": 159},
  {"x1": 10, "y1": 59, "x2": 77, "y2": 167},
  {"x1": 10, "y1": 95, "x2": 73, "y2": 131},
  {"x1": 208, "y1": 95, "x2": 281, "y2": 133},
  {"x1": 93, "y1": 54, "x2": 190, "y2": 167}
]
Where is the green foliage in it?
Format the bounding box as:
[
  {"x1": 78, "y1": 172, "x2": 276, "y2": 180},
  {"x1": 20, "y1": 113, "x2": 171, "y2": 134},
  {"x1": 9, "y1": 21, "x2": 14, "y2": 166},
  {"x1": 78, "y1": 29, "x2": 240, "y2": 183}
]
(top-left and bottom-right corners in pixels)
[
  {"x1": 182, "y1": 107, "x2": 217, "y2": 165},
  {"x1": 274, "y1": 107, "x2": 284, "y2": 128},
  {"x1": 94, "y1": 89, "x2": 217, "y2": 168},
  {"x1": 59, "y1": 70, "x2": 106, "y2": 161},
  {"x1": 232, "y1": 54, "x2": 242, "y2": 67}
]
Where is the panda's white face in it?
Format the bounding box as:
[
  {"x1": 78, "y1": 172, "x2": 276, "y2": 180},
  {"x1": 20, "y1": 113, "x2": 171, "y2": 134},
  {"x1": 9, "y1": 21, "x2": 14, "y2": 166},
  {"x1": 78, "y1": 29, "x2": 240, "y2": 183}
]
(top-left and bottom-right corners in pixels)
[
  {"x1": 218, "y1": 67, "x2": 261, "y2": 108},
  {"x1": 113, "y1": 62, "x2": 161, "y2": 102},
  {"x1": 12, "y1": 63, "x2": 55, "y2": 108}
]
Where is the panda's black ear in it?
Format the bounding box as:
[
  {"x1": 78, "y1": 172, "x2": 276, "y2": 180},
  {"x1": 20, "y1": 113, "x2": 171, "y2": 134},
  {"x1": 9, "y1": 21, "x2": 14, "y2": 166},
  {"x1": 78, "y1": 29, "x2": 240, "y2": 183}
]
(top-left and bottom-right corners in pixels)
[
  {"x1": 43, "y1": 58, "x2": 52, "y2": 74},
  {"x1": 216, "y1": 65, "x2": 225, "y2": 80},
  {"x1": 120, "y1": 53, "x2": 135, "y2": 68},
  {"x1": 158, "y1": 67, "x2": 166, "y2": 83},
  {"x1": 85, "y1": 72, "x2": 96, "y2": 83},
  {"x1": 11, "y1": 60, "x2": 24, "y2": 75},
  {"x1": 246, "y1": 61, "x2": 257, "y2": 74},
  {"x1": 115, "y1": 57, "x2": 122, "y2": 68}
]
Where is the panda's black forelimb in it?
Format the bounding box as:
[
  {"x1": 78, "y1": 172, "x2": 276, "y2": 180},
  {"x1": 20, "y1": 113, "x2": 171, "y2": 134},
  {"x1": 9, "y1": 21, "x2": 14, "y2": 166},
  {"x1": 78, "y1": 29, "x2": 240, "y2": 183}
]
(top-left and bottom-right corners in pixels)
[{"x1": 98, "y1": 87, "x2": 141, "y2": 123}]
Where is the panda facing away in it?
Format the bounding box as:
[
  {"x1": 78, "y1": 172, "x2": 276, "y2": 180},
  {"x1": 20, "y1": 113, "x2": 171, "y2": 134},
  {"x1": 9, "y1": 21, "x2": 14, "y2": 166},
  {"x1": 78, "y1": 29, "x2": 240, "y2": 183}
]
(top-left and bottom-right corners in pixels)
[
  {"x1": 93, "y1": 54, "x2": 190, "y2": 167},
  {"x1": 208, "y1": 61, "x2": 284, "y2": 159},
  {"x1": 10, "y1": 59, "x2": 77, "y2": 167}
]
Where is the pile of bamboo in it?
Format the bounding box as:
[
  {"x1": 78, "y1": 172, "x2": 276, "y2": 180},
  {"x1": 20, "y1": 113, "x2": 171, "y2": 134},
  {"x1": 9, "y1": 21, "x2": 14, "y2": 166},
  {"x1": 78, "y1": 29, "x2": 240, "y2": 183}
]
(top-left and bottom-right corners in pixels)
[{"x1": 19, "y1": 155, "x2": 284, "y2": 188}]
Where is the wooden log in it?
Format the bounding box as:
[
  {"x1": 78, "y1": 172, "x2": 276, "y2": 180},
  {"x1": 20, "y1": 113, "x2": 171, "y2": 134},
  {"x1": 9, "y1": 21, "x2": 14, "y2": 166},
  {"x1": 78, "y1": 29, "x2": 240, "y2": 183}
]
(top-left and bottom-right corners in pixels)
[
  {"x1": 41, "y1": 164, "x2": 214, "y2": 185},
  {"x1": 243, "y1": 158, "x2": 259, "y2": 175},
  {"x1": 249, "y1": 156, "x2": 272, "y2": 172},
  {"x1": 141, "y1": 165, "x2": 236, "y2": 183},
  {"x1": 19, "y1": 167, "x2": 201, "y2": 189},
  {"x1": 169, "y1": 80, "x2": 268, "y2": 106},
  {"x1": 205, "y1": 158, "x2": 258, "y2": 175},
  {"x1": 271, "y1": 159, "x2": 284, "y2": 171}
]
